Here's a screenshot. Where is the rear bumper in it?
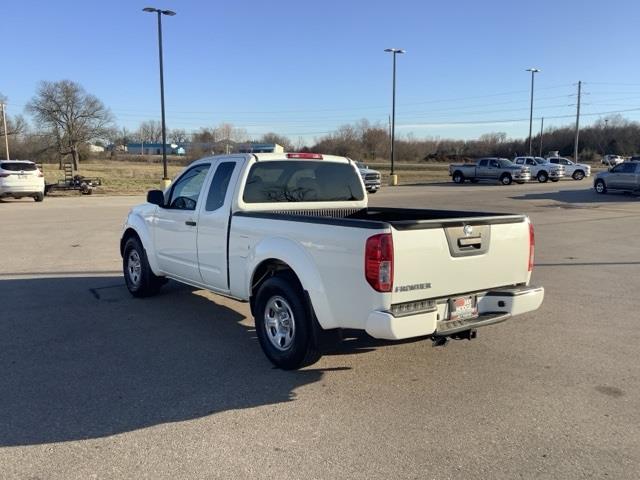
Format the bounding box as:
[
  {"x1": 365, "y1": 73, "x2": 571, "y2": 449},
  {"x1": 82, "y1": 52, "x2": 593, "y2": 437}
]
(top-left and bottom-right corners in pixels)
[
  {"x1": 0, "y1": 189, "x2": 43, "y2": 197},
  {"x1": 365, "y1": 285, "x2": 544, "y2": 340}
]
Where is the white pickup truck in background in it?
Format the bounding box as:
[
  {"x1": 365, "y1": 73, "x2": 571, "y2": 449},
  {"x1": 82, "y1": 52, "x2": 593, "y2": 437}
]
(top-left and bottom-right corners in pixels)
[{"x1": 121, "y1": 153, "x2": 544, "y2": 369}]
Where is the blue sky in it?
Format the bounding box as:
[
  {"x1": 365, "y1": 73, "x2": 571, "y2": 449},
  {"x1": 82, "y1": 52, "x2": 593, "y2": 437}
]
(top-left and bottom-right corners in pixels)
[{"x1": 2, "y1": 0, "x2": 640, "y2": 142}]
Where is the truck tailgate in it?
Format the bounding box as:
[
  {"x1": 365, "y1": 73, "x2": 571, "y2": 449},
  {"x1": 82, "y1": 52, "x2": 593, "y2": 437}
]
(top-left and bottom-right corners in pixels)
[{"x1": 391, "y1": 217, "x2": 531, "y2": 303}]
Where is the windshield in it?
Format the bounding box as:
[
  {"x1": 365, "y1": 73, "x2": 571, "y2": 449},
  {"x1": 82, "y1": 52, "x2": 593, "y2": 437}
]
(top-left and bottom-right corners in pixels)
[
  {"x1": 498, "y1": 159, "x2": 514, "y2": 167},
  {"x1": 534, "y1": 158, "x2": 546, "y2": 164},
  {"x1": 243, "y1": 161, "x2": 365, "y2": 203}
]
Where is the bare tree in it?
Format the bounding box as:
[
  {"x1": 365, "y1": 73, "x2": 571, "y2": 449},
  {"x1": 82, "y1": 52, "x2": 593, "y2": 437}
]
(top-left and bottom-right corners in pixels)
[
  {"x1": 26, "y1": 80, "x2": 113, "y2": 169},
  {"x1": 137, "y1": 120, "x2": 163, "y2": 143},
  {"x1": 215, "y1": 123, "x2": 248, "y2": 153},
  {"x1": 259, "y1": 132, "x2": 293, "y2": 151},
  {"x1": 169, "y1": 128, "x2": 189, "y2": 144}
]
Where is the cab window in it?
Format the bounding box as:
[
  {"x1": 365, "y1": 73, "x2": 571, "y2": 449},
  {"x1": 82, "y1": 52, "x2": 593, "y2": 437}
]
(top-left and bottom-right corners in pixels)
[
  {"x1": 167, "y1": 164, "x2": 210, "y2": 210},
  {"x1": 205, "y1": 162, "x2": 236, "y2": 211}
]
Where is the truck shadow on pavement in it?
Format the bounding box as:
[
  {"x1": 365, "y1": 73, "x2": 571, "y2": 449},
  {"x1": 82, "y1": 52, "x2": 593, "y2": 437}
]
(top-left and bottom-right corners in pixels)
[
  {"x1": 0, "y1": 276, "x2": 336, "y2": 447},
  {"x1": 510, "y1": 188, "x2": 639, "y2": 205}
]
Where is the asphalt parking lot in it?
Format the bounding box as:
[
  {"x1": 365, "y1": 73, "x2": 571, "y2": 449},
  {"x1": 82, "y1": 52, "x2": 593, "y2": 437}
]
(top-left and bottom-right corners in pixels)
[{"x1": 1, "y1": 180, "x2": 639, "y2": 479}]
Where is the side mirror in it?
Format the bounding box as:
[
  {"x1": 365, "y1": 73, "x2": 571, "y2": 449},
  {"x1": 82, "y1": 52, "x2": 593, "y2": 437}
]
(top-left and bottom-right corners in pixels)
[{"x1": 147, "y1": 190, "x2": 165, "y2": 207}]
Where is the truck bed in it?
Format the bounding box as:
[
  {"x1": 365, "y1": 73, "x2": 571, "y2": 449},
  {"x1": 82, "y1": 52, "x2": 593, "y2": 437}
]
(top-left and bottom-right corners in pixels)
[{"x1": 234, "y1": 207, "x2": 526, "y2": 230}]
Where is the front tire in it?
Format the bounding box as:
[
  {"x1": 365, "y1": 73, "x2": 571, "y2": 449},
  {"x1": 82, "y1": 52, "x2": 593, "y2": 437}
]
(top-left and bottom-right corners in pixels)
[
  {"x1": 123, "y1": 237, "x2": 165, "y2": 297},
  {"x1": 34, "y1": 193, "x2": 44, "y2": 202},
  {"x1": 254, "y1": 275, "x2": 321, "y2": 369},
  {"x1": 537, "y1": 171, "x2": 548, "y2": 183},
  {"x1": 500, "y1": 173, "x2": 513, "y2": 185},
  {"x1": 595, "y1": 179, "x2": 607, "y2": 194},
  {"x1": 573, "y1": 170, "x2": 585, "y2": 181}
]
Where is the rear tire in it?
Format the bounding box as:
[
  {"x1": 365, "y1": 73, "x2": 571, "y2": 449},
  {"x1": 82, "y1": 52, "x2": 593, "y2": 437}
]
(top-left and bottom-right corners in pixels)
[
  {"x1": 500, "y1": 173, "x2": 512, "y2": 185},
  {"x1": 573, "y1": 170, "x2": 585, "y2": 181},
  {"x1": 254, "y1": 275, "x2": 321, "y2": 369},
  {"x1": 595, "y1": 179, "x2": 607, "y2": 194},
  {"x1": 537, "y1": 171, "x2": 548, "y2": 183},
  {"x1": 34, "y1": 193, "x2": 44, "y2": 202},
  {"x1": 452, "y1": 171, "x2": 465, "y2": 184},
  {"x1": 123, "y1": 237, "x2": 165, "y2": 297}
]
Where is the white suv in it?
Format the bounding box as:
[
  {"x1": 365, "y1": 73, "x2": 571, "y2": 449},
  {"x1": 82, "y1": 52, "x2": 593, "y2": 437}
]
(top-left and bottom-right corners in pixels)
[
  {"x1": 0, "y1": 160, "x2": 45, "y2": 202},
  {"x1": 547, "y1": 157, "x2": 591, "y2": 181}
]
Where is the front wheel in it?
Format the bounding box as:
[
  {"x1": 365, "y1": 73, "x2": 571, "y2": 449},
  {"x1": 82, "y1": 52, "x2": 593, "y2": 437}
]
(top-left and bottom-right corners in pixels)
[
  {"x1": 595, "y1": 180, "x2": 607, "y2": 194},
  {"x1": 123, "y1": 237, "x2": 165, "y2": 297},
  {"x1": 255, "y1": 275, "x2": 321, "y2": 369},
  {"x1": 34, "y1": 193, "x2": 44, "y2": 202},
  {"x1": 550, "y1": 178, "x2": 559, "y2": 182},
  {"x1": 537, "y1": 171, "x2": 548, "y2": 183},
  {"x1": 573, "y1": 170, "x2": 585, "y2": 181},
  {"x1": 500, "y1": 174, "x2": 513, "y2": 185}
]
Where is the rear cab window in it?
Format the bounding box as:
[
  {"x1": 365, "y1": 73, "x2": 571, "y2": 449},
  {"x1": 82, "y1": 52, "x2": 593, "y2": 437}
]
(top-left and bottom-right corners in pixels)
[
  {"x1": 0, "y1": 162, "x2": 37, "y2": 172},
  {"x1": 243, "y1": 161, "x2": 364, "y2": 203}
]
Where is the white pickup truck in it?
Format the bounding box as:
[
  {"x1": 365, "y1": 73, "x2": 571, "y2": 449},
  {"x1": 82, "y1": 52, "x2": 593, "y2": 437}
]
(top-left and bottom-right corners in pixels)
[{"x1": 121, "y1": 152, "x2": 544, "y2": 369}]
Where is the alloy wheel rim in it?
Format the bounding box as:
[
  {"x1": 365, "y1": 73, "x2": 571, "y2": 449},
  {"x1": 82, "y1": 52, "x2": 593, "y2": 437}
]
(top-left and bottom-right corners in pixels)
[
  {"x1": 127, "y1": 250, "x2": 142, "y2": 286},
  {"x1": 264, "y1": 295, "x2": 296, "y2": 351}
]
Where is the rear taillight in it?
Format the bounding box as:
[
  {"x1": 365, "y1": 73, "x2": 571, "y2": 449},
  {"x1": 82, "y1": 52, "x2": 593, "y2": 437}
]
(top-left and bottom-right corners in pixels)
[
  {"x1": 528, "y1": 222, "x2": 535, "y2": 272},
  {"x1": 365, "y1": 233, "x2": 394, "y2": 292},
  {"x1": 37, "y1": 171, "x2": 44, "y2": 177}
]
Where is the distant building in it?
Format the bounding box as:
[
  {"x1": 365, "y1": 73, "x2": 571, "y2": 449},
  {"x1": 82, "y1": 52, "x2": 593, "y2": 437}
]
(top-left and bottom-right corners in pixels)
[
  {"x1": 237, "y1": 143, "x2": 284, "y2": 154},
  {"x1": 88, "y1": 144, "x2": 105, "y2": 153},
  {"x1": 126, "y1": 143, "x2": 186, "y2": 155}
]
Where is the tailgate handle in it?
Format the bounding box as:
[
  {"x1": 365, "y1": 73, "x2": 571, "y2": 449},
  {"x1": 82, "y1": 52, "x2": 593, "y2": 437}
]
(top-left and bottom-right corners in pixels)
[{"x1": 458, "y1": 236, "x2": 482, "y2": 249}]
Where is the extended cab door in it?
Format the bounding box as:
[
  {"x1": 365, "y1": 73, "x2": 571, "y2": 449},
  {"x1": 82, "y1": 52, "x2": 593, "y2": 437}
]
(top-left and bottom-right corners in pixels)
[
  {"x1": 196, "y1": 159, "x2": 241, "y2": 291},
  {"x1": 476, "y1": 159, "x2": 490, "y2": 178},
  {"x1": 154, "y1": 163, "x2": 211, "y2": 283}
]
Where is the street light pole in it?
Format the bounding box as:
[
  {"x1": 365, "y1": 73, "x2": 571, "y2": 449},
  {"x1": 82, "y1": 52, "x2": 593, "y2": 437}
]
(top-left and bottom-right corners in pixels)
[
  {"x1": 1, "y1": 103, "x2": 9, "y2": 160},
  {"x1": 143, "y1": 7, "x2": 176, "y2": 187},
  {"x1": 384, "y1": 48, "x2": 404, "y2": 186},
  {"x1": 526, "y1": 68, "x2": 540, "y2": 156}
]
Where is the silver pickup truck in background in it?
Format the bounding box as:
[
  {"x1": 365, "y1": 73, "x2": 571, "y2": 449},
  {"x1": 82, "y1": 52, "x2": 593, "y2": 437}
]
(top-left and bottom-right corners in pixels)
[{"x1": 449, "y1": 158, "x2": 531, "y2": 185}]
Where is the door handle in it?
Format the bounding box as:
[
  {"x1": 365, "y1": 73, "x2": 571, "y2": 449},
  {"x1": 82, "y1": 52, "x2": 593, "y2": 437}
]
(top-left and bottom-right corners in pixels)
[{"x1": 185, "y1": 220, "x2": 197, "y2": 226}]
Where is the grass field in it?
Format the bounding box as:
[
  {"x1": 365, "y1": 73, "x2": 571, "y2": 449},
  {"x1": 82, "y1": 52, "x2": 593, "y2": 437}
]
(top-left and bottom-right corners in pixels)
[
  {"x1": 42, "y1": 160, "x2": 452, "y2": 195},
  {"x1": 42, "y1": 159, "x2": 603, "y2": 195}
]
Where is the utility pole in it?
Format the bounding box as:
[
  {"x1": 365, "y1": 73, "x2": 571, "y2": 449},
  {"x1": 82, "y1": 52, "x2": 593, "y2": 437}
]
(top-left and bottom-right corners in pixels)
[
  {"x1": 538, "y1": 117, "x2": 544, "y2": 157},
  {"x1": 574, "y1": 81, "x2": 582, "y2": 163},
  {"x1": 1, "y1": 103, "x2": 9, "y2": 160},
  {"x1": 384, "y1": 48, "x2": 404, "y2": 186},
  {"x1": 526, "y1": 68, "x2": 540, "y2": 156}
]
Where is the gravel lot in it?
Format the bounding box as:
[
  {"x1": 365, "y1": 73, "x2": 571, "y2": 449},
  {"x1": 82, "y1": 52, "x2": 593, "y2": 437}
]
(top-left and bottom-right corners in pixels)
[{"x1": 1, "y1": 180, "x2": 638, "y2": 479}]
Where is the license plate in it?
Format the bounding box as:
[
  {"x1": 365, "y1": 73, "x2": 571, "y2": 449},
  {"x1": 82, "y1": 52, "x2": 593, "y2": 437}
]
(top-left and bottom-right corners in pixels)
[
  {"x1": 18, "y1": 174, "x2": 27, "y2": 179},
  {"x1": 449, "y1": 295, "x2": 478, "y2": 321}
]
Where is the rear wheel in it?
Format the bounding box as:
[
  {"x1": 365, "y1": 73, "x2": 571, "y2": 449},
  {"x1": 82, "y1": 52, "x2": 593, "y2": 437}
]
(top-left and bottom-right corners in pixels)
[
  {"x1": 34, "y1": 193, "x2": 44, "y2": 202},
  {"x1": 254, "y1": 275, "x2": 321, "y2": 369},
  {"x1": 500, "y1": 173, "x2": 513, "y2": 185},
  {"x1": 452, "y1": 171, "x2": 465, "y2": 184},
  {"x1": 595, "y1": 179, "x2": 607, "y2": 194},
  {"x1": 537, "y1": 171, "x2": 548, "y2": 183},
  {"x1": 123, "y1": 237, "x2": 165, "y2": 297},
  {"x1": 573, "y1": 170, "x2": 585, "y2": 181}
]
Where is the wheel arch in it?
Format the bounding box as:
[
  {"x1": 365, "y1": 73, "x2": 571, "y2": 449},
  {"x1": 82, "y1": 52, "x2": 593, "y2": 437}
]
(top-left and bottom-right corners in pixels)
[
  {"x1": 247, "y1": 238, "x2": 336, "y2": 330},
  {"x1": 120, "y1": 220, "x2": 161, "y2": 275}
]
